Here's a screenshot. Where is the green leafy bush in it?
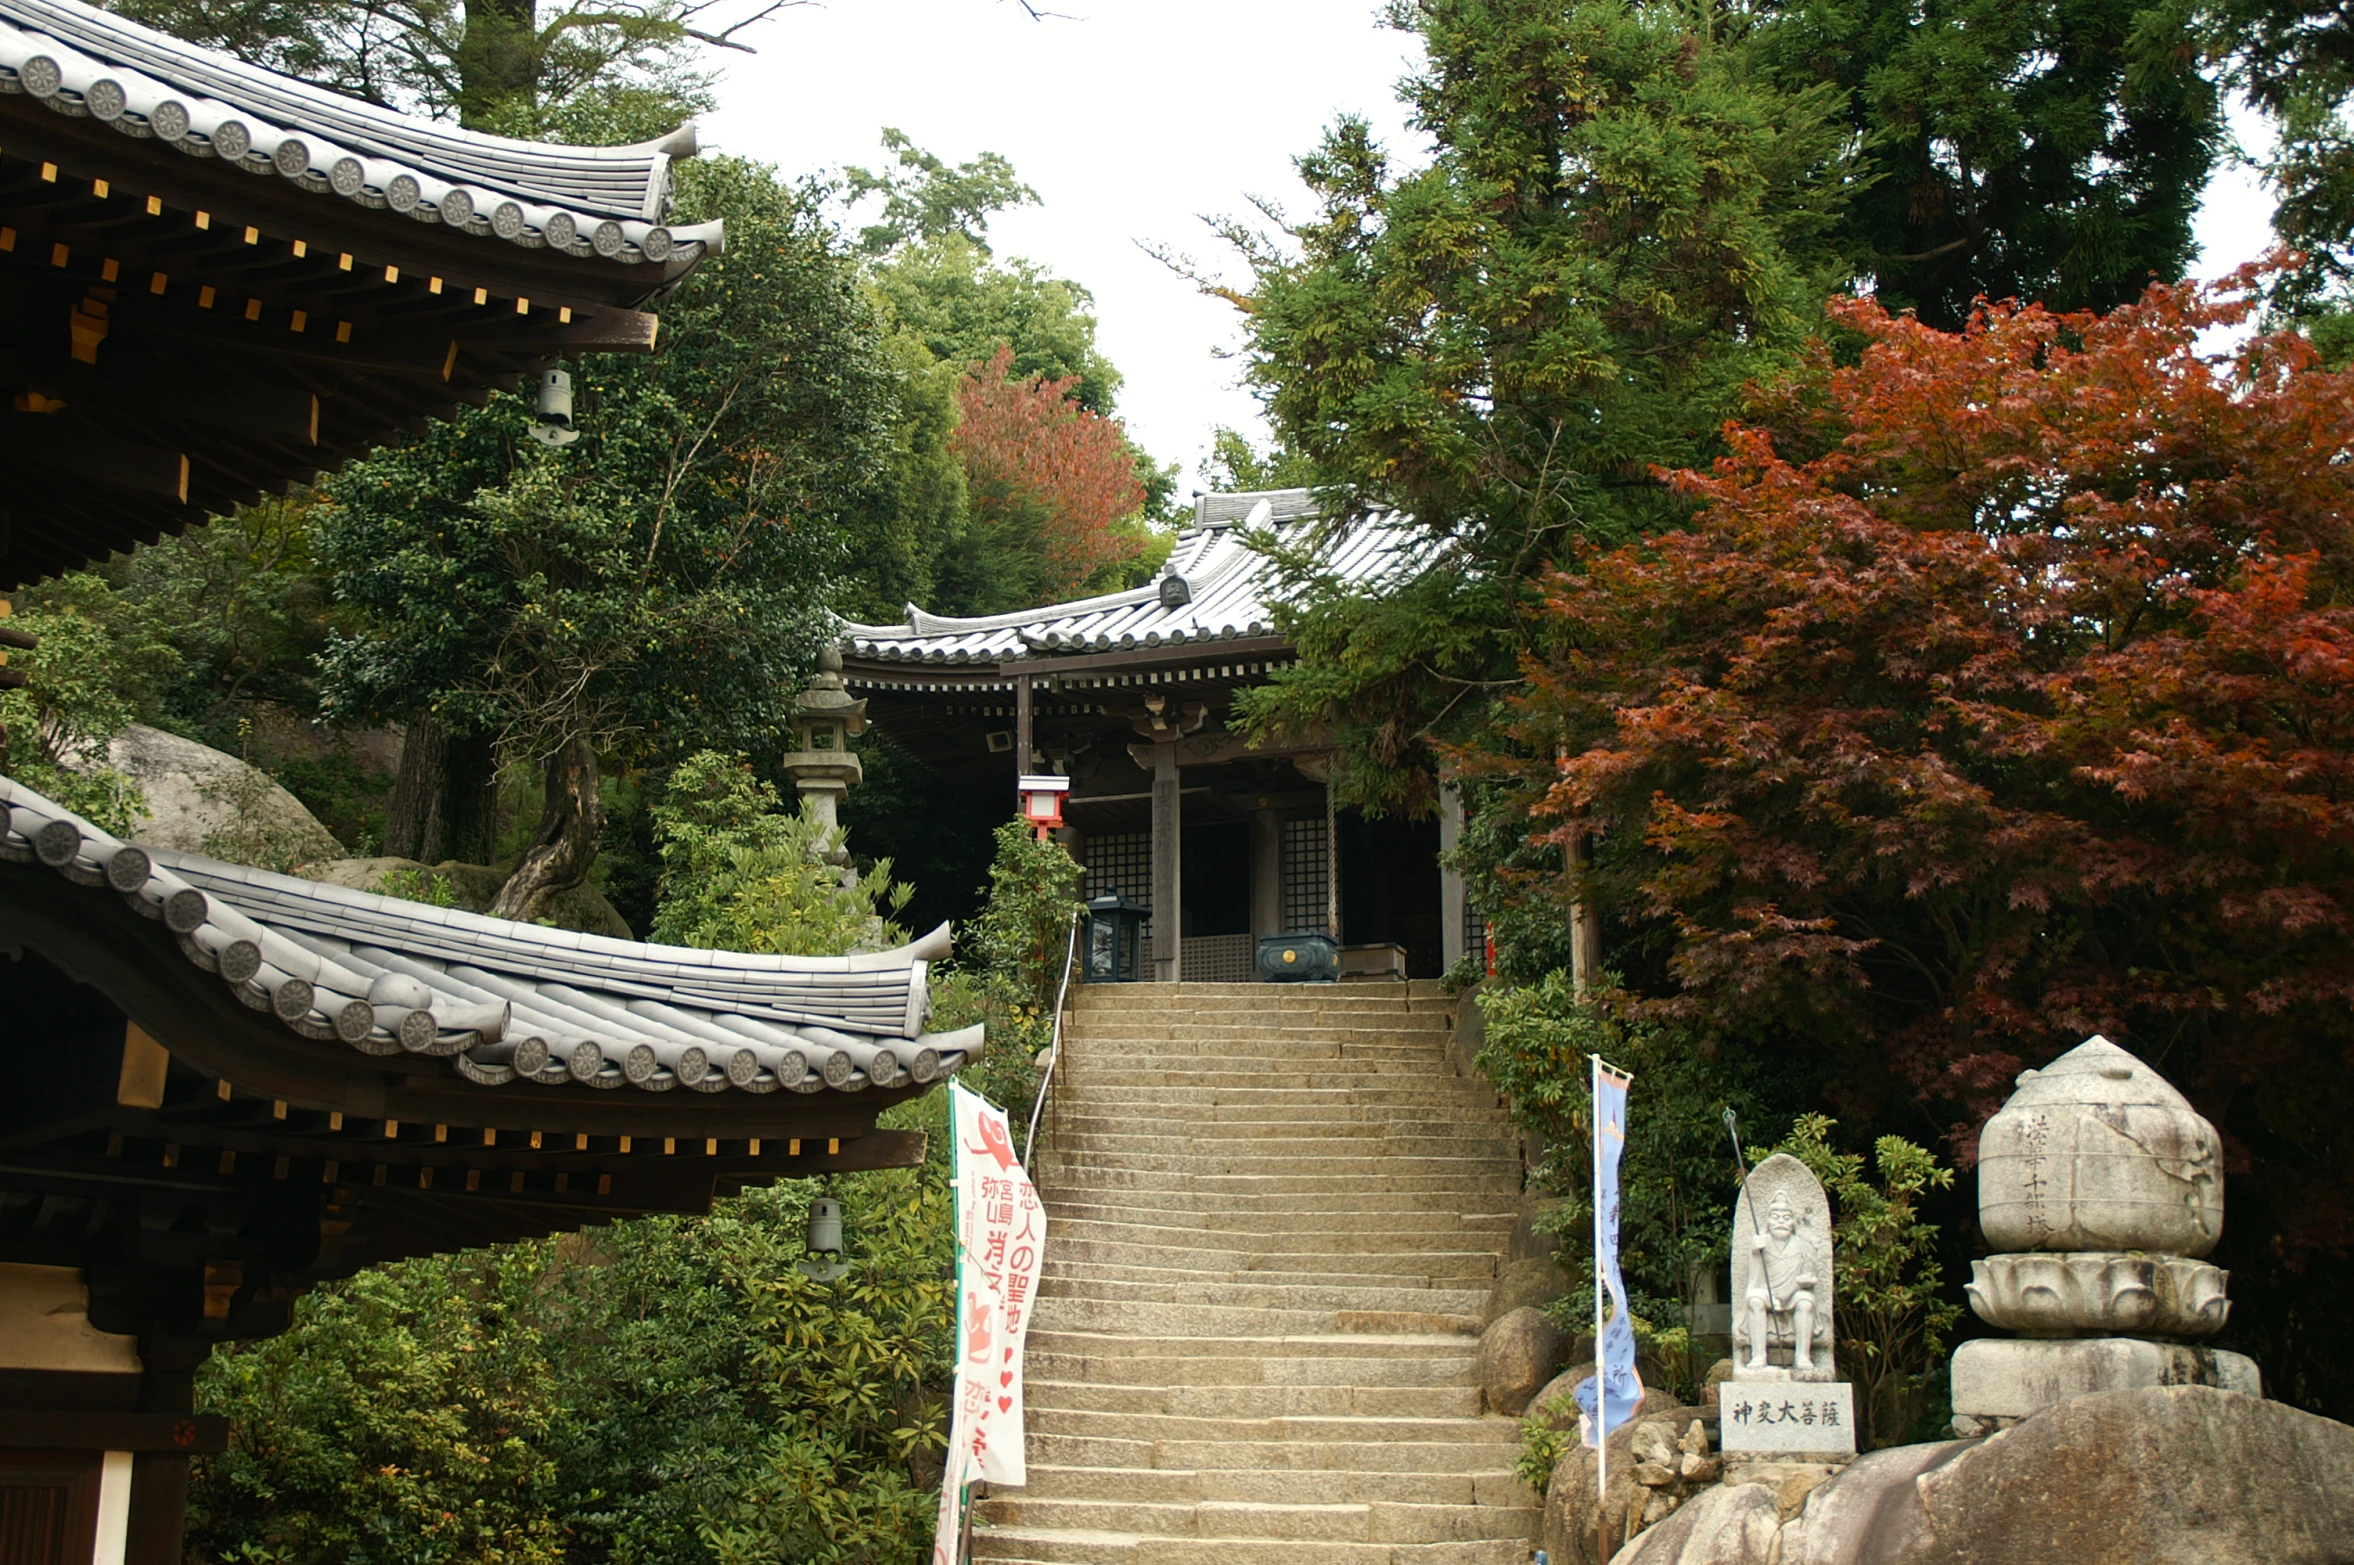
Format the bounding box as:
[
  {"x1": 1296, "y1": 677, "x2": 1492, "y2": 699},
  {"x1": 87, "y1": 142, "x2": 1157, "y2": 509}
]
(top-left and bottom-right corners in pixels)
[
  {"x1": 1476, "y1": 971, "x2": 1791, "y2": 1400},
  {"x1": 190, "y1": 1173, "x2": 955, "y2": 1565},
  {"x1": 1773, "y1": 1114, "x2": 1962, "y2": 1447},
  {"x1": 650, "y1": 751, "x2": 912, "y2": 956},
  {"x1": 949, "y1": 820, "x2": 1084, "y2": 1121},
  {"x1": 0, "y1": 586, "x2": 154, "y2": 838}
]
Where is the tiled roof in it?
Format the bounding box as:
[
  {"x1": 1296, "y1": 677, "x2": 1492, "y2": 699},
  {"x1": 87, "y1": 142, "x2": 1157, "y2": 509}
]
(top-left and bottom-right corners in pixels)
[
  {"x1": 840, "y1": 489, "x2": 1418, "y2": 666},
  {"x1": 0, "y1": 772, "x2": 978, "y2": 1095},
  {"x1": 0, "y1": 0, "x2": 720, "y2": 266}
]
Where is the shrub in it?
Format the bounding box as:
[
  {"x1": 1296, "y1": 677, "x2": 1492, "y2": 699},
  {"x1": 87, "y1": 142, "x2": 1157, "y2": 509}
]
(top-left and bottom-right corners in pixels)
[{"x1": 1773, "y1": 1114, "x2": 1962, "y2": 1447}]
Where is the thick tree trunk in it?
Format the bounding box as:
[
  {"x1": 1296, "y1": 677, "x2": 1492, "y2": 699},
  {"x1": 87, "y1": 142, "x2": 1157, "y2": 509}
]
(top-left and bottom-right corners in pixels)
[
  {"x1": 441, "y1": 730, "x2": 501, "y2": 865},
  {"x1": 487, "y1": 735, "x2": 605, "y2": 924},
  {"x1": 384, "y1": 717, "x2": 499, "y2": 864},
  {"x1": 383, "y1": 715, "x2": 448, "y2": 861}
]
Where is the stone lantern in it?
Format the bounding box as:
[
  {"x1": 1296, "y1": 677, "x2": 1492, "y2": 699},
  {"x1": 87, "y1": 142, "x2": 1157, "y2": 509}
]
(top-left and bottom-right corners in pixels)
[
  {"x1": 1949, "y1": 1035, "x2": 2262, "y2": 1434},
  {"x1": 782, "y1": 645, "x2": 867, "y2": 832}
]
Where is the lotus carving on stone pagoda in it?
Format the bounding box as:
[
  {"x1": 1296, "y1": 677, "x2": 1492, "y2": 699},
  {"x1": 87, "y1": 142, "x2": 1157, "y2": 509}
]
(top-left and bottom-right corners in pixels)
[{"x1": 1965, "y1": 1250, "x2": 2231, "y2": 1338}]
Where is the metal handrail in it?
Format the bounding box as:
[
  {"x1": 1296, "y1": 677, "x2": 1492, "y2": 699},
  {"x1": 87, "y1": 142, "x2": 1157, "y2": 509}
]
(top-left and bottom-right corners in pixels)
[{"x1": 1022, "y1": 908, "x2": 1083, "y2": 1165}]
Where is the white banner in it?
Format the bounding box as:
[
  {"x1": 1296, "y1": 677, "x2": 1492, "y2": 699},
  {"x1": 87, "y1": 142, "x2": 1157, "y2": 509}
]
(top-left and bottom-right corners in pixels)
[{"x1": 931, "y1": 1083, "x2": 1049, "y2": 1565}]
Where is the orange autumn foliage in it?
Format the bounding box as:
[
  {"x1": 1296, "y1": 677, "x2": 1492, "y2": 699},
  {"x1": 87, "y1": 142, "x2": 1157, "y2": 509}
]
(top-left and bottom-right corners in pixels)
[
  {"x1": 1487, "y1": 267, "x2": 2354, "y2": 1408},
  {"x1": 952, "y1": 346, "x2": 1150, "y2": 608}
]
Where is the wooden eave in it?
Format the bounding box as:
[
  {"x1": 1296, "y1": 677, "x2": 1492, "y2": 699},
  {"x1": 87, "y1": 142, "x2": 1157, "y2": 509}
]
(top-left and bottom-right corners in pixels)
[{"x1": 0, "y1": 114, "x2": 675, "y2": 586}]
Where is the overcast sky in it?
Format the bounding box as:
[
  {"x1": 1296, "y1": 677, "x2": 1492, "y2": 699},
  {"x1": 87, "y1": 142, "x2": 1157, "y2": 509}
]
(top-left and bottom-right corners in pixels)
[{"x1": 703, "y1": 1, "x2": 2282, "y2": 485}]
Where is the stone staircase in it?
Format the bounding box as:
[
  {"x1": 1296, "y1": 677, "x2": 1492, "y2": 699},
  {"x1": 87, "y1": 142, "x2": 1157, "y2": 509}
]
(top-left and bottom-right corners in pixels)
[{"x1": 971, "y1": 980, "x2": 1543, "y2": 1565}]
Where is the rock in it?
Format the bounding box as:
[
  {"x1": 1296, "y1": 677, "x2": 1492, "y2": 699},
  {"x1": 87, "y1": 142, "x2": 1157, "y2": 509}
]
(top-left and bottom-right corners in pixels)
[
  {"x1": 1528, "y1": 1360, "x2": 1653, "y2": 1433},
  {"x1": 1488, "y1": 1254, "x2": 1573, "y2": 1322},
  {"x1": 1816, "y1": 1386, "x2": 2354, "y2": 1565},
  {"x1": 1508, "y1": 1197, "x2": 1568, "y2": 1263},
  {"x1": 1631, "y1": 1420, "x2": 1679, "y2": 1467},
  {"x1": 295, "y1": 856, "x2": 636, "y2": 940},
  {"x1": 1478, "y1": 1305, "x2": 1566, "y2": 1415},
  {"x1": 83, "y1": 723, "x2": 343, "y2": 865},
  {"x1": 1780, "y1": 1440, "x2": 1973, "y2": 1565},
  {"x1": 1529, "y1": 1363, "x2": 1594, "y2": 1428},
  {"x1": 1540, "y1": 1403, "x2": 1694, "y2": 1565},
  {"x1": 1611, "y1": 1480, "x2": 1781, "y2": 1565}
]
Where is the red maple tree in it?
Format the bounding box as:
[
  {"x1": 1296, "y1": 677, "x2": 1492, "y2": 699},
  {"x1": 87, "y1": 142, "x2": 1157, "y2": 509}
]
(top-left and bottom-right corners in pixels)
[
  {"x1": 1489, "y1": 268, "x2": 2354, "y2": 1409},
  {"x1": 952, "y1": 346, "x2": 1150, "y2": 608}
]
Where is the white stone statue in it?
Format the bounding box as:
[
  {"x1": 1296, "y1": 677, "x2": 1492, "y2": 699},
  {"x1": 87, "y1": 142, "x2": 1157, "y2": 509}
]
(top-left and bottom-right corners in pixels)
[{"x1": 1731, "y1": 1153, "x2": 1836, "y2": 1382}]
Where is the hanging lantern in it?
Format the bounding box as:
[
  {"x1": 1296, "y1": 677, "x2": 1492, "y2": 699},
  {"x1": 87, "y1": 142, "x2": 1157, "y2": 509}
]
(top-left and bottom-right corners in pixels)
[
  {"x1": 1018, "y1": 774, "x2": 1070, "y2": 839},
  {"x1": 797, "y1": 1195, "x2": 849, "y2": 1281}
]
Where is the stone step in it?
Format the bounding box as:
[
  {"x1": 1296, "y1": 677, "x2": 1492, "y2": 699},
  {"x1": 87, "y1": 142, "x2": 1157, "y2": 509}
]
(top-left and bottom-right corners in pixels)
[
  {"x1": 1046, "y1": 1243, "x2": 1499, "y2": 1281},
  {"x1": 1068, "y1": 1063, "x2": 1461, "y2": 1084},
  {"x1": 1071, "y1": 981, "x2": 1442, "y2": 1003},
  {"x1": 1026, "y1": 1330, "x2": 1480, "y2": 1368},
  {"x1": 1005, "y1": 1465, "x2": 1534, "y2": 1508},
  {"x1": 1070, "y1": 1029, "x2": 1451, "y2": 1048},
  {"x1": 1026, "y1": 1407, "x2": 1519, "y2": 1448},
  {"x1": 1031, "y1": 1296, "x2": 1484, "y2": 1339},
  {"x1": 1043, "y1": 1171, "x2": 1517, "y2": 1199},
  {"x1": 1051, "y1": 1087, "x2": 1501, "y2": 1110},
  {"x1": 1045, "y1": 1213, "x2": 1512, "y2": 1245},
  {"x1": 1022, "y1": 1433, "x2": 1522, "y2": 1476},
  {"x1": 1051, "y1": 1115, "x2": 1511, "y2": 1140},
  {"x1": 1048, "y1": 1127, "x2": 1517, "y2": 1151},
  {"x1": 1032, "y1": 1273, "x2": 1494, "y2": 1317},
  {"x1": 976, "y1": 1497, "x2": 1544, "y2": 1547},
  {"x1": 1044, "y1": 1150, "x2": 1523, "y2": 1178},
  {"x1": 1026, "y1": 1379, "x2": 1482, "y2": 1420},
  {"x1": 971, "y1": 1529, "x2": 1530, "y2": 1565}
]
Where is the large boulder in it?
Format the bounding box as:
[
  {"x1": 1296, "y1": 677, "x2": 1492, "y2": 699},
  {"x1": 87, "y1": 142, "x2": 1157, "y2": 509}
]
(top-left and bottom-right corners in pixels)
[
  {"x1": 1614, "y1": 1481, "x2": 1781, "y2": 1565},
  {"x1": 1488, "y1": 1255, "x2": 1573, "y2": 1322},
  {"x1": 1890, "y1": 1385, "x2": 2354, "y2": 1565},
  {"x1": 88, "y1": 724, "x2": 342, "y2": 864},
  {"x1": 1479, "y1": 1306, "x2": 1567, "y2": 1416},
  {"x1": 1508, "y1": 1197, "x2": 1568, "y2": 1263},
  {"x1": 1782, "y1": 1386, "x2": 2354, "y2": 1565}
]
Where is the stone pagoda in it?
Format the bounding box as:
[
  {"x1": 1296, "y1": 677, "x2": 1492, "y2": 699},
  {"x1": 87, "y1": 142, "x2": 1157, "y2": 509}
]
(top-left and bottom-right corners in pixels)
[{"x1": 1950, "y1": 1034, "x2": 2262, "y2": 1434}]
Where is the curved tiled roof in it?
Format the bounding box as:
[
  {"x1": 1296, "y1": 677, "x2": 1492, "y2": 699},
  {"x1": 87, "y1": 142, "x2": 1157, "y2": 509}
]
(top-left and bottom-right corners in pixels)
[
  {"x1": 0, "y1": 0, "x2": 720, "y2": 266},
  {"x1": 840, "y1": 490, "x2": 1419, "y2": 666},
  {"x1": 0, "y1": 772, "x2": 978, "y2": 1096}
]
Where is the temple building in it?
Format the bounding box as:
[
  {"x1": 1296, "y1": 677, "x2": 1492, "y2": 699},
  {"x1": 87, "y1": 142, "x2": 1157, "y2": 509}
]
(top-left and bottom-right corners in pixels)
[
  {"x1": 841, "y1": 488, "x2": 1475, "y2": 983},
  {"x1": 0, "y1": 1, "x2": 976, "y2": 1558}
]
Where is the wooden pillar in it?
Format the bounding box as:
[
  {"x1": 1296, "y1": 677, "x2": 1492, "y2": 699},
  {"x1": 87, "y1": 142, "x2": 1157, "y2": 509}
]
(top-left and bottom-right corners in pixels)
[
  {"x1": 1249, "y1": 808, "x2": 1283, "y2": 938},
  {"x1": 1439, "y1": 783, "x2": 1466, "y2": 971},
  {"x1": 1015, "y1": 674, "x2": 1034, "y2": 779},
  {"x1": 1151, "y1": 740, "x2": 1181, "y2": 982},
  {"x1": 1324, "y1": 782, "x2": 1341, "y2": 941}
]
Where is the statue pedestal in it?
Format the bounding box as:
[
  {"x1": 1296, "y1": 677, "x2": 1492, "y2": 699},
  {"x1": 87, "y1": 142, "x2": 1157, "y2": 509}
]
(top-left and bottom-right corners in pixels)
[
  {"x1": 1717, "y1": 1380, "x2": 1856, "y2": 1457},
  {"x1": 1949, "y1": 1338, "x2": 2262, "y2": 1432}
]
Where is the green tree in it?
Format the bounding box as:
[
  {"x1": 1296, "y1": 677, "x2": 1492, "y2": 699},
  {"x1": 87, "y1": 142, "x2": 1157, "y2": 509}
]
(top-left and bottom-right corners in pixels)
[
  {"x1": 1199, "y1": 427, "x2": 1318, "y2": 495},
  {"x1": 1752, "y1": 0, "x2": 2222, "y2": 329},
  {"x1": 1225, "y1": 0, "x2": 1860, "y2": 809},
  {"x1": 845, "y1": 127, "x2": 1040, "y2": 257},
  {"x1": 106, "y1": 0, "x2": 778, "y2": 134},
  {"x1": 318, "y1": 156, "x2": 893, "y2": 922}
]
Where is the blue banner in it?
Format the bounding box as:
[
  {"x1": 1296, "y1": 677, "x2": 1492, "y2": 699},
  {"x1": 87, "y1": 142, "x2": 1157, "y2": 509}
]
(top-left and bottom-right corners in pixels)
[{"x1": 1574, "y1": 1059, "x2": 1644, "y2": 1447}]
